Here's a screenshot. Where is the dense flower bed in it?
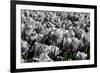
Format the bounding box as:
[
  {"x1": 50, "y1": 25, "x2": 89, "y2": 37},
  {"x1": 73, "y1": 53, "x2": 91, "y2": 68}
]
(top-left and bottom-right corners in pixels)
[{"x1": 21, "y1": 10, "x2": 90, "y2": 63}]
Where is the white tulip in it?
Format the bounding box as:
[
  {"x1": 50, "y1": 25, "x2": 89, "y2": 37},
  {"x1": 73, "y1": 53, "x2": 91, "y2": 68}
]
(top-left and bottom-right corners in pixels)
[
  {"x1": 39, "y1": 53, "x2": 53, "y2": 62},
  {"x1": 76, "y1": 51, "x2": 87, "y2": 60}
]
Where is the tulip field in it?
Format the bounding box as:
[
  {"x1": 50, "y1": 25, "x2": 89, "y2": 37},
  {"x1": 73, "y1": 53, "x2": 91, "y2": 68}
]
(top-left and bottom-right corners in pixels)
[{"x1": 21, "y1": 10, "x2": 90, "y2": 63}]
